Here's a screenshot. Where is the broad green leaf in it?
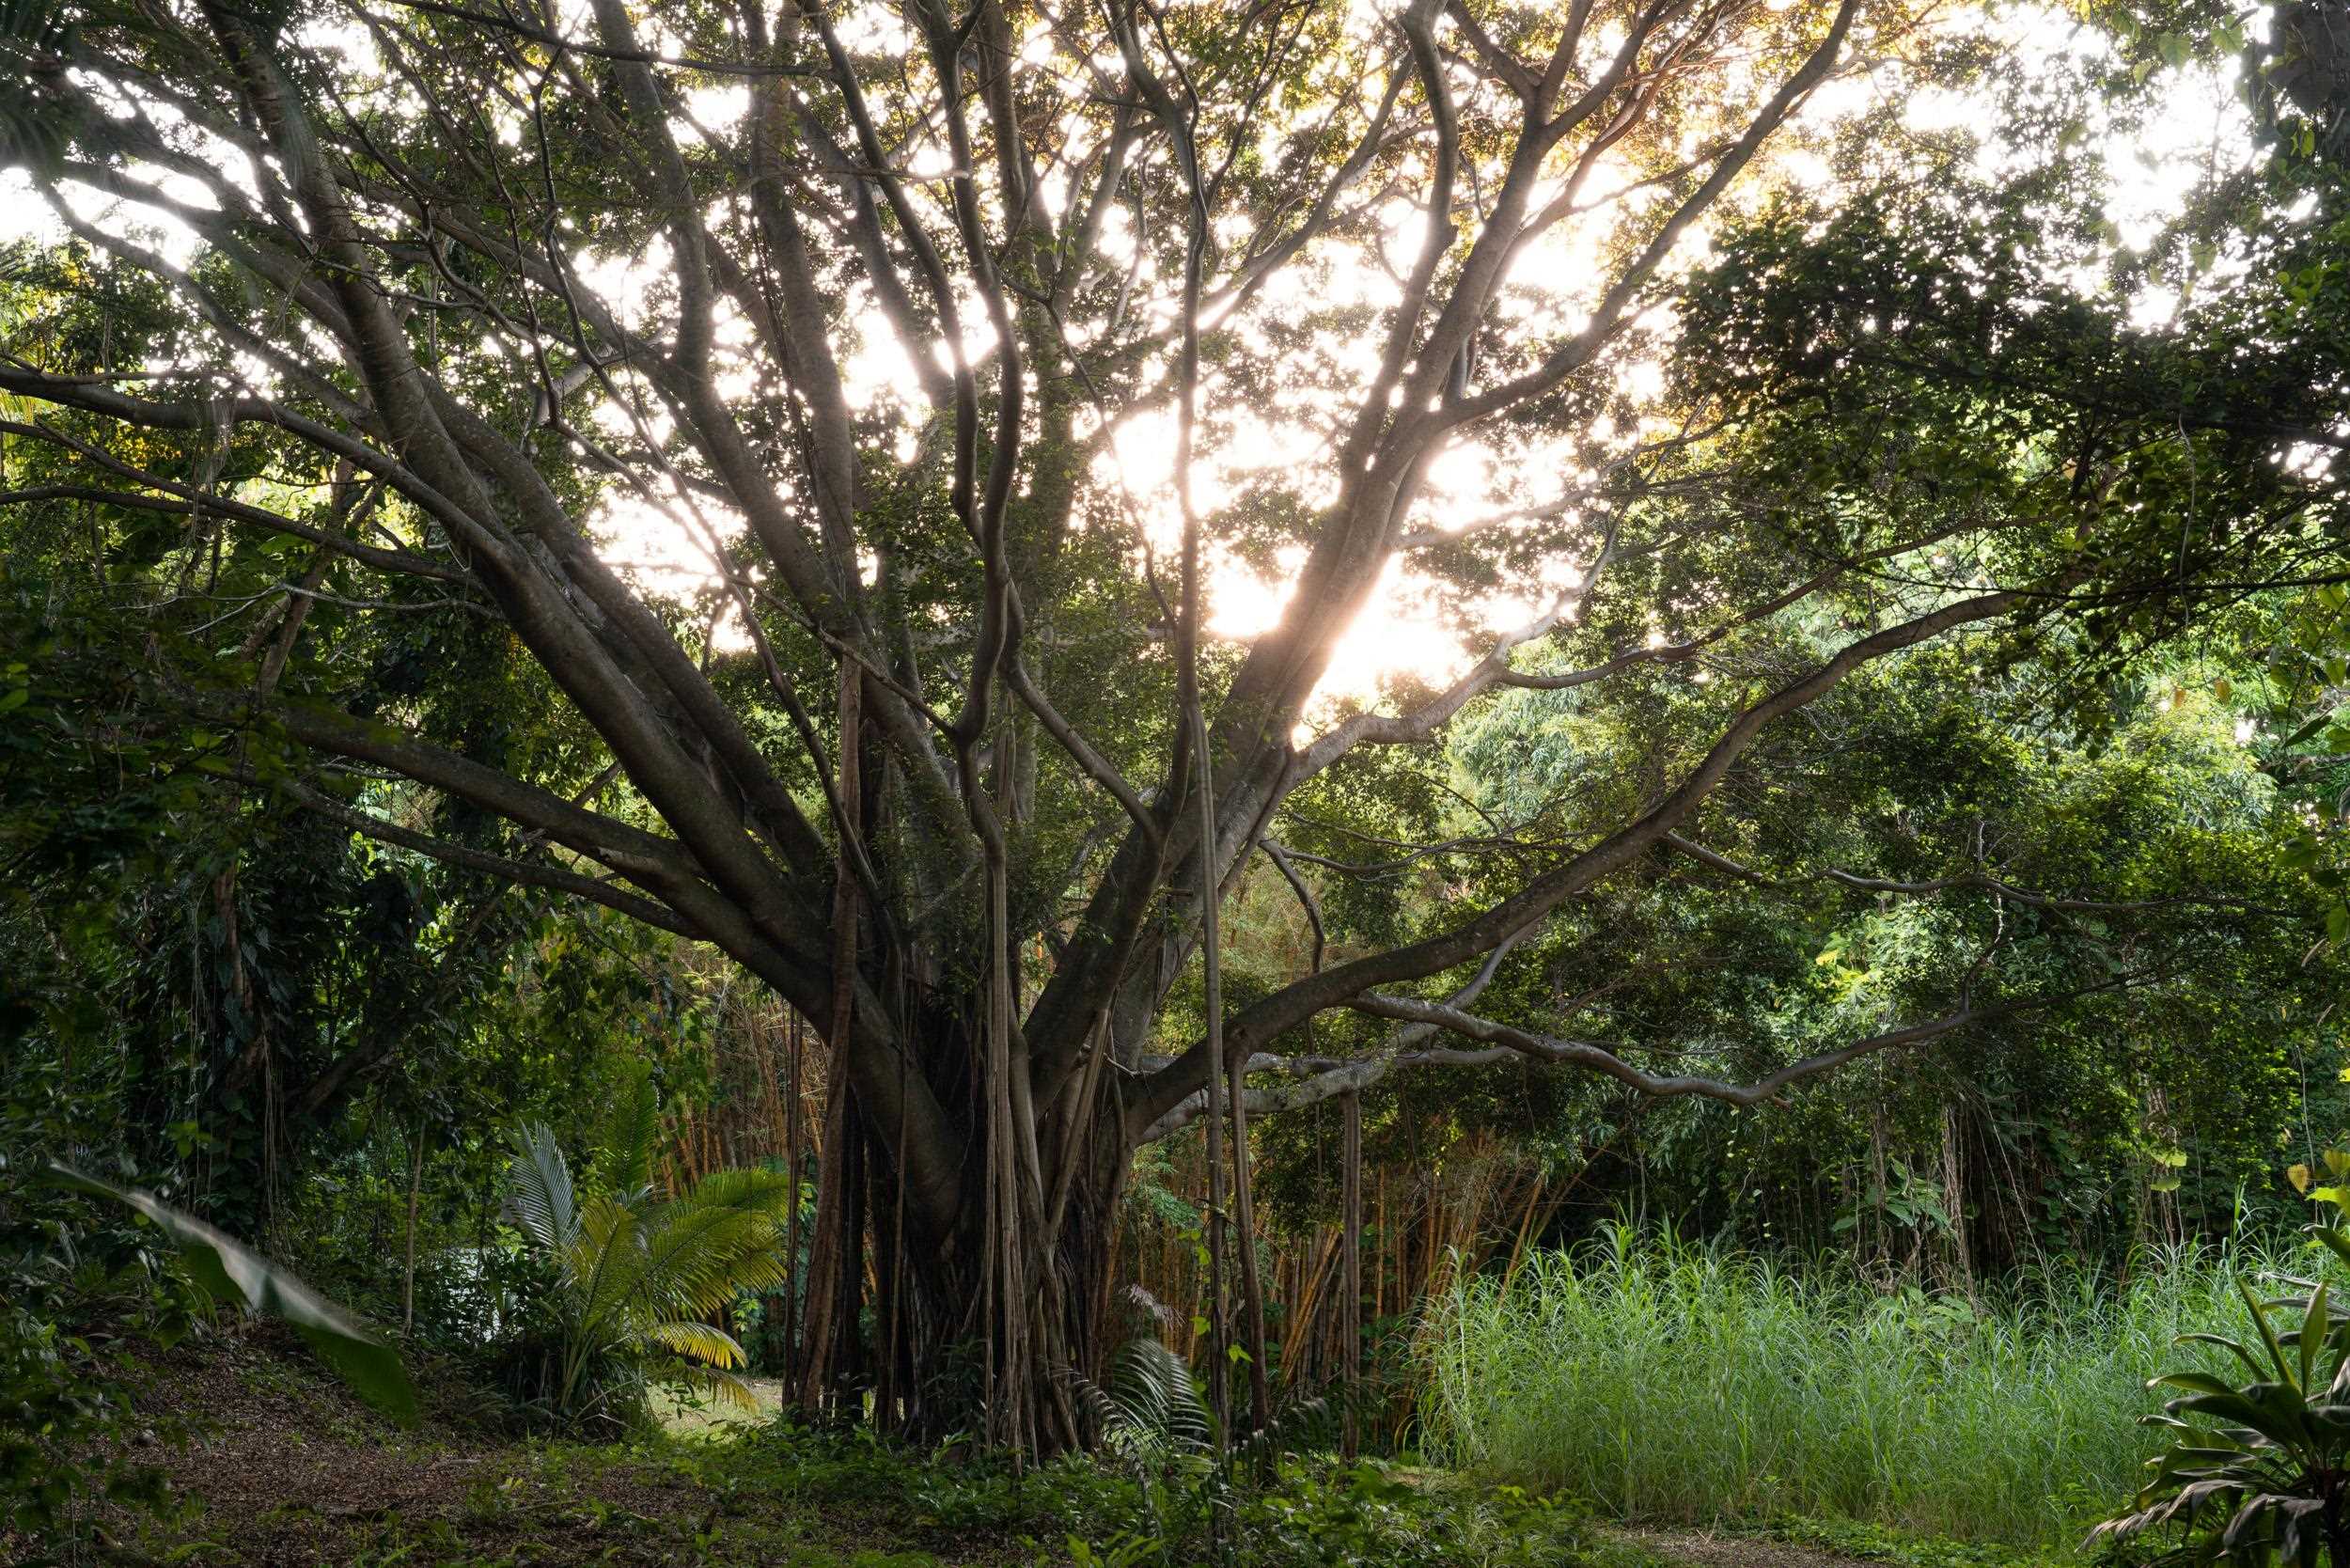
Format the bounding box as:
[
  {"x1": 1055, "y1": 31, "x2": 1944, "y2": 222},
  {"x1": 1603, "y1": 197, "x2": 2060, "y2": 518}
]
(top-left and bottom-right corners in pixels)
[
  {"x1": 47, "y1": 1162, "x2": 417, "y2": 1425},
  {"x1": 2242, "y1": 1278, "x2": 2298, "y2": 1388},
  {"x1": 2179, "y1": 1332, "x2": 2280, "y2": 1386},
  {"x1": 2157, "y1": 1371, "x2": 2257, "y2": 1400},
  {"x1": 2314, "y1": 1226, "x2": 2350, "y2": 1270}
]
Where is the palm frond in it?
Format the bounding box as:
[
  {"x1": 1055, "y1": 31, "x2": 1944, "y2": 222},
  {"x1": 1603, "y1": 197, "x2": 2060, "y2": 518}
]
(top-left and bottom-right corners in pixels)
[
  {"x1": 1104, "y1": 1335, "x2": 1214, "y2": 1458},
  {"x1": 627, "y1": 1169, "x2": 795, "y2": 1321},
  {"x1": 503, "y1": 1121, "x2": 577, "y2": 1256},
  {"x1": 504, "y1": 1120, "x2": 791, "y2": 1425},
  {"x1": 598, "y1": 1060, "x2": 662, "y2": 1203},
  {"x1": 664, "y1": 1360, "x2": 761, "y2": 1411},
  {"x1": 568, "y1": 1190, "x2": 651, "y2": 1346},
  {"x1": 641, "y1": 1318, "x2": 748, "y2": 1371}
]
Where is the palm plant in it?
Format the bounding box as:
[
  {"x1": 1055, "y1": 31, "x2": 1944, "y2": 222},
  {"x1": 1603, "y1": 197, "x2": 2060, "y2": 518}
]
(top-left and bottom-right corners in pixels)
[
  {"x1": 1090, "y1": 1334, "x2": 1216, "y2": 1466},
  {"x1": 502, "y1": 1072, "x2": 793, "y2": 1422},
  {"x1": 1066, "y1": 1333, "x2": 1335, "y2": 1568},
  {"x1": 2092, "y1": 1227, "x2": 2350, "y2": 1568}
]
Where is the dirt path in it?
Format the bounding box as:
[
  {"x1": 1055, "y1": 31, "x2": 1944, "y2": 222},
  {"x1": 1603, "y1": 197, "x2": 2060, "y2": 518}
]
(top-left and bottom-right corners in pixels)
[{"x1": 1619, "y1": 1526, "x2": 1887, "y2": 1568}]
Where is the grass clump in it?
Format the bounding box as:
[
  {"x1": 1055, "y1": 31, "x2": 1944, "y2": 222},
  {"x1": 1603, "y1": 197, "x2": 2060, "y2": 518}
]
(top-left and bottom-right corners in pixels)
[{"x1": 1420, "y1": 1225, "x2": 2295, "y2": 1553}]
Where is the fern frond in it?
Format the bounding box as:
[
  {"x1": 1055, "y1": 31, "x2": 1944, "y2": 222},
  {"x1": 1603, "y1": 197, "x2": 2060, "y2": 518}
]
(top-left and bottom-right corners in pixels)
[{"x1": 1104, "y1": 1336, "x2": 1213, "y2": 1458}]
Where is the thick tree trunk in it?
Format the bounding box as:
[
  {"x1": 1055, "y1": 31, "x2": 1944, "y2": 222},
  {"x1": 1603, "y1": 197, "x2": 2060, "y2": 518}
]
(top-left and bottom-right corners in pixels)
[{"x1": 788, "y1": 990, "x2": 1137, "y2": 1452}]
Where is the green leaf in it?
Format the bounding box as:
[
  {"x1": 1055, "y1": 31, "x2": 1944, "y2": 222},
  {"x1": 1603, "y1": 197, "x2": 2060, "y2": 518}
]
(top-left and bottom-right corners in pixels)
[
  {"x1": 2154, "y1": 1371, "x2": 2252, "y2": 1401},
  {"x1": 2310, "y1": 1226, "x2": 2350, "y2": 1274},
  {"x1": 46, "y1": 1162, "x2": 417, "y2": 1425},
  {"x1": 596, "y1": 1062, "x2": 661, "y2": 1200},
  {"x1": 503, "y1": 1121, "x2": 577, "y2": 1255},
  {"x1": 2241, "y1": 1278, "x2": 2300, "y2": 1389},
  {"x1": 2179, "y1": 1331, "x2": 2278, "y2": 1385},
  {"x1": 2167, "y1": 1388, "x2": 2301, "y2": 1447},
  {"x1": 2302, "y1": 1282, "x2": 2330, "y2": 1393}
]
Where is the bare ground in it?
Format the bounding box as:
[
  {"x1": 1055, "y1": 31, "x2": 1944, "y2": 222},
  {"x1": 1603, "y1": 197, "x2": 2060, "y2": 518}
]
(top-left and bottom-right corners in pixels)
[
  {"x1": 1622, "y1": 1527, "x2": 1887, "y2": 1568},
  {"x1": 10, "y1": 1324, "x2": 995, "y2": 1567}
]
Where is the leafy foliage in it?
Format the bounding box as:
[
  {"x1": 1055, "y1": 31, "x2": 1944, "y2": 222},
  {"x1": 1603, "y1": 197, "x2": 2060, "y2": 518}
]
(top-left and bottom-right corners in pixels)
[
  {"x1": 1088, "y1": 1334, "x2": 1216, "y2": 1466},
  {"x1": 2093, "y1": 1228, "x2": 2350, "y2": 1568},
  {"x1": 0, "y1": 1140, "x2": 196, "y2": 1543},
  {"x1": 0, "y1": 0, "x2": 2344, "y2": 1523}
]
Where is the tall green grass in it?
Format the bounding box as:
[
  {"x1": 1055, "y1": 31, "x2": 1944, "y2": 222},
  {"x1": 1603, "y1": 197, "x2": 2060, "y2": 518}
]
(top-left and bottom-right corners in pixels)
[{"x1": 1419, "y1": 1226, "x2": 2307, "y2": 1553}]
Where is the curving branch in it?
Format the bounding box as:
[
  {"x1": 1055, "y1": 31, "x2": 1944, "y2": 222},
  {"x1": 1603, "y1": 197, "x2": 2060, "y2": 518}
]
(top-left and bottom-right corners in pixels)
[
  {"x1": 1137, "y1": 974, "x2": 2138, "y2": 1145},
  {"x1": 1129, "y1": 584, "x2": 2038, "y2": 1137},
  {"x1": 1258, "y1": 839, "x2": 1326, "y2": 975},
  {"x1": 279, "y1": 780, "x2": 702, "y2": 942},
  {"x1": 1663, "y1": 833, "x2": 2293, "y2": 918},
  {"x1": 1348, "y1": 994, "x2": 1988, "y2": 1107}
]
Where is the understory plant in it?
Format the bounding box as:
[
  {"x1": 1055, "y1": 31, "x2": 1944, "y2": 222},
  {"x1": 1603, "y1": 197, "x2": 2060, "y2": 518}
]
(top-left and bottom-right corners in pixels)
[
  {"x1": 2092, "y1": 1226, "x2": 2350, "y2": 1568},
  {"x1": 2, "y1": 1157, "x2": 198, "y2": 1545},
  {"x1": 1065, "y1": 1334, "x2": 1549, "y2": 1568},
  {"x1": 501, "y1": 1072, "x2": 792, "y2": 1426}
]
